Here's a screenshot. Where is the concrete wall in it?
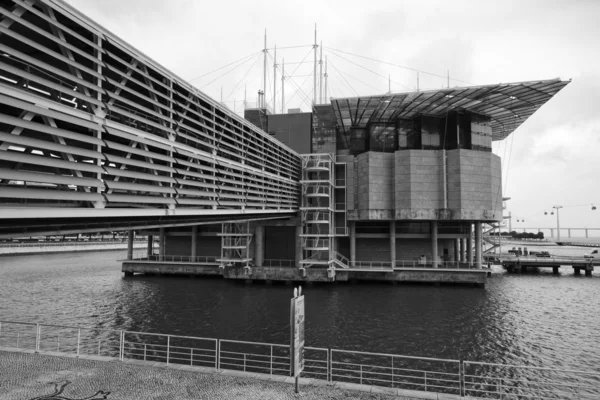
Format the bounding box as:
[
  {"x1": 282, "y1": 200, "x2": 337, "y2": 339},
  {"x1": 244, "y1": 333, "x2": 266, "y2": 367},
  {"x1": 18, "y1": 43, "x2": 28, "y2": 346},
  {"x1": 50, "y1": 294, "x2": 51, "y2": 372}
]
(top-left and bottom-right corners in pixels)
[
  {"x1": 356, "y1": 152, "x2": 394, "y2": 215},
  {"x1": 267, "y1": 113, "x2": 312, "y2": 154},
  {"x1": 395, "y1": 238, "x2": 456, "y2": 262},
  {"x1": 165, "y1": 234, "x2": 220, "y2": 257},
  {"x1": 395, "y1": 150, "x2": 443, "y2": 219},
  {"x1": 264, "y1": 226, "x2": 296, "y2": 260},
  {"x1": 356, "y1": 238, "x2": 391, "y2": 261},
  {"x1": 392, "y1": 149, "x2": 502, "y2": 221},
  {"x1": 244, "y1": 108, "x2": 269, "y2": 132},
  {"x1": 447, "y1": 149, "x2": 502, "y2": 220}
]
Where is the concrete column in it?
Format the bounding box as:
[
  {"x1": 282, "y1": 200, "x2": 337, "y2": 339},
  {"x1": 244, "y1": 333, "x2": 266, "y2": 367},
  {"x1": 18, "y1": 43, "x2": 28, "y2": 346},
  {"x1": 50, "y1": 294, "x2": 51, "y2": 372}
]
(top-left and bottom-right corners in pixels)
[
  {"x1": 460, "y1": 238, "x2": 466, "y2": 262},
  {"x1": 475, "y1": 221, "x2": 482, "y2": 269},
  {"x1": 431, "y1": 221, "x2": 438, "y2": 268},
  {"x1": 191, "y1": 226, "x2": 197, "y2": 261},
  {"x1": 390, "y1": 221, "x2": 396, "y2": 266},
  {"x1": 159, "y1": 227, "x2": 165, "y2": 262},
  {"x1": 295, "y1": 225, "x2": 302, "y2": 268},
  {"x1": 147, "y1": 235, "x2": 153, "y2": 258},
  {"x1": 349, "y1": 221, "x2": 356, "y2": 267},
  {"x1": 255, "y1": 225, "x2": 264, "y2": 267},
  {"x1": 454, "y1": 239, "x2": 460, "y2": 262},
  {"x1": 467, "y1": 224, "x2": 473, "y2": 266},
  {"x1": 127, "y1": 230, "x2": 134, "y2": 260}
]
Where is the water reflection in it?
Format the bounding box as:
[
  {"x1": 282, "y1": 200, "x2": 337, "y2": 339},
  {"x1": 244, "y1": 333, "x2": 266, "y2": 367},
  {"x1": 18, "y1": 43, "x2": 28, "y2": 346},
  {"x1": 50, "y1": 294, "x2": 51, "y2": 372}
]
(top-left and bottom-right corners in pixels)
[{"x1": 0, "y1": 250, "x2": 599, "y2": 373}]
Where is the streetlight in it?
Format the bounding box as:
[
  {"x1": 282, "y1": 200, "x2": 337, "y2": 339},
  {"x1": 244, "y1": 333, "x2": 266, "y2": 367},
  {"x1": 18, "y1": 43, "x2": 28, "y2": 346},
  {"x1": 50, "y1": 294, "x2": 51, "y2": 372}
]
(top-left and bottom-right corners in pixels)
[{"x1": 552, "y1": 205, "x2": 563, "y2": 241}]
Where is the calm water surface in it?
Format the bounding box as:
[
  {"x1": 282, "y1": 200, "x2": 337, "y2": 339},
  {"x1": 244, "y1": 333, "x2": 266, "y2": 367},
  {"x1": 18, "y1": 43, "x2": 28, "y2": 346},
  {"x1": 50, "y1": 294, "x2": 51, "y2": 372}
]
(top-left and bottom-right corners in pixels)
[{"x1": 1, "y1": 245, "x2": 599, "y2": 373}]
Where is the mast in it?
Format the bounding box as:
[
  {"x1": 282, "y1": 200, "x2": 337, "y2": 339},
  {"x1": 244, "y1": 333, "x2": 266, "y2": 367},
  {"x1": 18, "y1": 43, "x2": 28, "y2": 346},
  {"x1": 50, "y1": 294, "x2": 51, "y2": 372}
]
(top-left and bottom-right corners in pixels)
[
  {"x1": 273, "y1": 44, "x2": 277, "y2": 113},
  {"x1": 319, "y1": 40, "x2": 323, "y2": 104},
  {"x1": 281, "y1": 59, "x2": 285, "y2": 114},
  {"x1": 263, "y1": 29, "x2": 267, "y2": 108},
  {"x1": 313, "y1": 24, "x2": 317, "y2": 105},
  {"x1": 324, "y1": 56, "x2": 328, "y2": 101}
]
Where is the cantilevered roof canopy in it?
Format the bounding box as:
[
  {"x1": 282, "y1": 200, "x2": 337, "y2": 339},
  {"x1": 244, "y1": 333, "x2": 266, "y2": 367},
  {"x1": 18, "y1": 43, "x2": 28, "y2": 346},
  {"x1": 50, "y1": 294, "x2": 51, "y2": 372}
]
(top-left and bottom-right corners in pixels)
[{"x1": 331, "y1": 78, "x2": 570, "y2": 141}]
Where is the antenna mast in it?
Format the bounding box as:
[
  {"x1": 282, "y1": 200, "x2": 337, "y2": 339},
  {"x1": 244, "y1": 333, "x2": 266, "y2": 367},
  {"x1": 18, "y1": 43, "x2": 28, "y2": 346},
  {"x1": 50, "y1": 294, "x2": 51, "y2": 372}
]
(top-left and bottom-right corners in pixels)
[
  {"x1": 319, "y1": 40, "x2": 323, "y2": 104},
  {"x1": 263, "y1": 29, "x2": 267, "y2": 108},
  {"x1": 313, "y1": 24, "x2": 317, "y2": 105},
  {"x1": 281, "y1": 59, "x2": 285, "y2": 113},
  {"x1": 324, "y1": 56, "x2": 328, "y2": 101},
  {"x1": 273, "y1": 44, "x2": 277, "y2": 113}
]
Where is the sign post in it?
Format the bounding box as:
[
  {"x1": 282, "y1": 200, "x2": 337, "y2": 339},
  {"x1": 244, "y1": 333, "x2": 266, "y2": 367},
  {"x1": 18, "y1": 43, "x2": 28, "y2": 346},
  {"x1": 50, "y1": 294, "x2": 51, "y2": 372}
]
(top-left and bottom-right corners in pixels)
[{"x1": 290, "y1": 286, "x2": 305, "y2": 393}]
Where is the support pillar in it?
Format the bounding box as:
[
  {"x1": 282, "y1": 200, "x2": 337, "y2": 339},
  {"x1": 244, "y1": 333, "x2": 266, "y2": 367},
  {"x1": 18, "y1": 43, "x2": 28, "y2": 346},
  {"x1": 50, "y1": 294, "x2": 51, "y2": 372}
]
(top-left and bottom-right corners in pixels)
[
  {"x1": 390, "y1": 221, "x2": 396, "y2": 267},
  {"x1": 295, "y1": 225, "x2": 302, "y2": 268},
  {"x1": 191, "y1": 226, "x2": 197, "y2": 261},
  {"x1": 127, "y1": 230, "x2": 134, "y2": 261},
  {"x1": 350, "y1": 221, "x2": 356, "y2": 267},
  {"x1": 467, "y1": 227, "x2": 473, "y2": 267},
  {"x1": 553, "y1": 266, "x2": 559, "y2": 274},
  {"x1": 454, "y1": 239, "x2": 460, "y2": 262},
  {"x1": 460, "y1": 238, "x2": 466, "y2": 262},
  {"x1": 159, "y1": 228, "x2": 165, "y2": 262},
  {"x1": 585, "y1": 229, "x2": 589, "y2": 238},
  {"x1": 431, "y1": 221, "x2": 438, "y2": 268},
  {"x1": 255, "y1": 225, "x2": 264, "y2": 267},
  {"x1": 475, "y1": 221, "x2": 482, "y2": 269},
  {"x1": 147, "y1": 235, "x2": 153, "y2": 259}
]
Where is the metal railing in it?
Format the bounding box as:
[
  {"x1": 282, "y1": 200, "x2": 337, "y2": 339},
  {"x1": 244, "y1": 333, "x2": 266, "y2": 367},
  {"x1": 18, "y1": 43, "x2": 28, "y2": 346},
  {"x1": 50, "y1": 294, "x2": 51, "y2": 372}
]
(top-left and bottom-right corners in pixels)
[
  {"x1": 345, "y1": 260, "x2": 481, "y2": 270},
  {"x1": 129, "y1": 253, "x2": 219, "y2": 264},
  {"x1": 333, "y1": 251, "x2": 349, "y2": 268},
  {"x1": 464, "y1": 361, "x2": 600, "y2": 399},
  {"x1": 0, "y1": 240, "x2": 146, "y2": 248},
  {"x1": 350, "y1": 261, "x2": 394, "y2": 270},
  {"x1": 0, "y1": 320, "x2": 598, "y2": 399},
  {"x1": 394, "y1": 260, "x2": 480, "y2": 270},
  {"x1": 261, "y1": 259, "x2": 295, "y2": 267},
  {"x1": 331, "y1": 349, "x2": 460, "y2": 393}
]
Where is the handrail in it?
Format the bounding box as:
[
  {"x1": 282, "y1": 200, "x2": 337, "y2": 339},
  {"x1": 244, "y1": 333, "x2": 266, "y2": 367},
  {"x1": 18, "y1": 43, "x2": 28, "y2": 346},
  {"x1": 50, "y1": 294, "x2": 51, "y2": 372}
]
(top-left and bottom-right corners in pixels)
[{"x1": 0, "y1": 319, "x2": 598, "y2": 398}]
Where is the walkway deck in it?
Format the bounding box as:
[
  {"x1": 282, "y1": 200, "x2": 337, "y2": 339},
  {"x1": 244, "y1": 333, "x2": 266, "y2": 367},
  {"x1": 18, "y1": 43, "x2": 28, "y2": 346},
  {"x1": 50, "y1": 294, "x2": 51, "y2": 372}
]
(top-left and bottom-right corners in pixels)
[{"x1": 0, "y1": 348, "x2": 456, "y2": 400}]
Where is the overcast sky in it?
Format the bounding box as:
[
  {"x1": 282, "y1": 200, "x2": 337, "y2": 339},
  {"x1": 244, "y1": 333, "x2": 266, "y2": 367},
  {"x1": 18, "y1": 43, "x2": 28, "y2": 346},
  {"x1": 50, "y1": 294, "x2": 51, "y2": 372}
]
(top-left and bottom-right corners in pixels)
[{"x1": 67, "y1": 0, "x2": 600, "y2": 235}]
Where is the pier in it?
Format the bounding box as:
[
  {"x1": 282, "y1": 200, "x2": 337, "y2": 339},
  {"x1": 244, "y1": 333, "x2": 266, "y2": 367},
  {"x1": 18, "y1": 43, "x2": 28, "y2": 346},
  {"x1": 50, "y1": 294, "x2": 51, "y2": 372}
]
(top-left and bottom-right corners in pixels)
[
  {"x1": 122, "y1": 256, "x2": 488, "y2": 287},
  {"x1": 500, "y1": 256, "x2": 597, "y2": 276}
]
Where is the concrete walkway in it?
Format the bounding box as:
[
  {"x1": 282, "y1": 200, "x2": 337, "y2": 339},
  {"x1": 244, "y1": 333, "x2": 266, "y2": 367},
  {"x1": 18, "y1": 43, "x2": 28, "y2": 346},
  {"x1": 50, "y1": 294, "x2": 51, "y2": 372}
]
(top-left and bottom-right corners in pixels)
[{"x1": 0, "y1": 348, "x2": 462, "y2": 400}]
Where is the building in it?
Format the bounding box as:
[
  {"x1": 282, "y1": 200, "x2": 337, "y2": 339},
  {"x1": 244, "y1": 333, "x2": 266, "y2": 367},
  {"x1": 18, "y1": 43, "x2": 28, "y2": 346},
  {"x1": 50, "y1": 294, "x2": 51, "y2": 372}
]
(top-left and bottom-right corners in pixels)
[{"x1": 229, "y1": 80, "x2": 569, "y2": 281}]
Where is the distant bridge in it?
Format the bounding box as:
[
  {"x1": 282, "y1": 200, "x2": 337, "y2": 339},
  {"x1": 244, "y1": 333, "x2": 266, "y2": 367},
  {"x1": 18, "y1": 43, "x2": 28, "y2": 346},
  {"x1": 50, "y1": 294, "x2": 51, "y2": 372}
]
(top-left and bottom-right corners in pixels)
[
  {"x1": 504, "y1": 228, "x2": 600, "y2": 238},
  {"x1": 0, "y1": 0, "x2": 300, "y2": 238}
]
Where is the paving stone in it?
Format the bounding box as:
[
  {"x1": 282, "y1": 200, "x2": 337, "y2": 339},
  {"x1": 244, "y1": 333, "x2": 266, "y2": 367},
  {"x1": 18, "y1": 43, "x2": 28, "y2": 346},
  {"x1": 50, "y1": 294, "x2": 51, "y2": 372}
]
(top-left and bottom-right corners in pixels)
[{"x1": 0, "y1": 348, "x2": 421, "y2": 400}]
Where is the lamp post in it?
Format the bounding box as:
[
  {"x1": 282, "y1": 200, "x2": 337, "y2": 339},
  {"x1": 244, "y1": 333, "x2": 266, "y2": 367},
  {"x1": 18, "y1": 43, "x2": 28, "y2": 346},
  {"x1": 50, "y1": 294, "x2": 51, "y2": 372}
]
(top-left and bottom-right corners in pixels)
[{"x1": 553, "y1": 205, "x2": 563, "y2": 241}]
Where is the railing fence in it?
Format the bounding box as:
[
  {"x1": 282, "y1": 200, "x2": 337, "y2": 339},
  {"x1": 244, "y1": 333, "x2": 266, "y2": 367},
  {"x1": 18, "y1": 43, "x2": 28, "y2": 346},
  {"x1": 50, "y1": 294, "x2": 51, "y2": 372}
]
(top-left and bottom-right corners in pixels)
[{"x1": 0, "y1": 320, "x2": 598, "y2": 399}]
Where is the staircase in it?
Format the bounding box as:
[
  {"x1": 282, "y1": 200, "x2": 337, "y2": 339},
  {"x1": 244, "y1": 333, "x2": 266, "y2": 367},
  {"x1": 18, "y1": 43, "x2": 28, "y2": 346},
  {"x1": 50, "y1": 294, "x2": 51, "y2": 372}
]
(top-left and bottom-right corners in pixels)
[{"x1": 299, "y1": 154, "x2": 334, "y2": 268}]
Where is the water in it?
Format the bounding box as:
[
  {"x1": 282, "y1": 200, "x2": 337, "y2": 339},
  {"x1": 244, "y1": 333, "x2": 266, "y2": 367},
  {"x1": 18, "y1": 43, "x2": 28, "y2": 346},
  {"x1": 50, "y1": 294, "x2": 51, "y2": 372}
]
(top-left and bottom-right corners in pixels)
[{"x1": 0, "y1": 247, "x2": 599, "y2": 375}]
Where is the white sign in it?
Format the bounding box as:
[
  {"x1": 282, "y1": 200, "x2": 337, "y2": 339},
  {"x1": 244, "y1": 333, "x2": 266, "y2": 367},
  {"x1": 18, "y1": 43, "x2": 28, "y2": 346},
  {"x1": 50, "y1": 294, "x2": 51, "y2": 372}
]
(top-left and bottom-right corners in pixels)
[{"x1": 290, "y1": 287, "x2": 305, "y2": 378}]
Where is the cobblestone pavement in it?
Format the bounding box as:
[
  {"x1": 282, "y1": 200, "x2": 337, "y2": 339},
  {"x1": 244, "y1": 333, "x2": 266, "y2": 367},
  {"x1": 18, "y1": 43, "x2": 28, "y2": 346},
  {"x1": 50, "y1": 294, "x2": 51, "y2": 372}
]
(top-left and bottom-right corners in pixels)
[{"x1": 0, "y1": 350, "x2": 425, "y2": 400}]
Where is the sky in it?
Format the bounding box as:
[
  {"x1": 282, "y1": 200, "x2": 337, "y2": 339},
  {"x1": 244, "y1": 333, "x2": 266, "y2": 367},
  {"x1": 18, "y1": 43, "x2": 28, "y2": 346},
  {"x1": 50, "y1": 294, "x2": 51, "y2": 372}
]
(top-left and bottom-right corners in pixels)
[{"x1": 65, "y1": 0, "x2": 600, "y2": 235}]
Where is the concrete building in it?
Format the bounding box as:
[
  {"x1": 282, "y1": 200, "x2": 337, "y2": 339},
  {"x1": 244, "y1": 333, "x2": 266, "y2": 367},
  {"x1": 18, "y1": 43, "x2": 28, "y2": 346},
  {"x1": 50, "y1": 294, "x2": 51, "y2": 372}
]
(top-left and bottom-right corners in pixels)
[
  {"x1": 241, "y1": 81, "x2": 568, "y2": 275},
  {"x1": 129, "y1": 80, "x2": 569, "y2": 285}
]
